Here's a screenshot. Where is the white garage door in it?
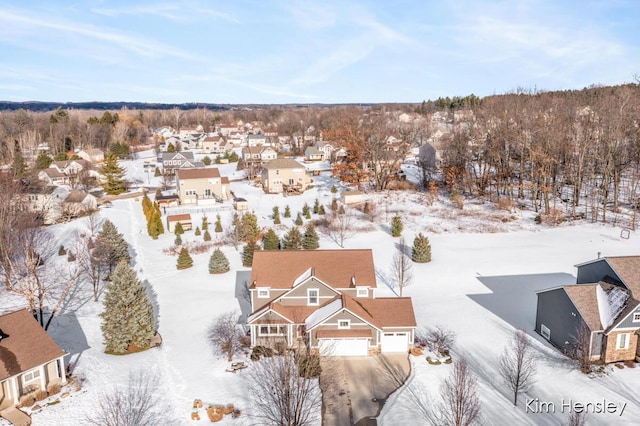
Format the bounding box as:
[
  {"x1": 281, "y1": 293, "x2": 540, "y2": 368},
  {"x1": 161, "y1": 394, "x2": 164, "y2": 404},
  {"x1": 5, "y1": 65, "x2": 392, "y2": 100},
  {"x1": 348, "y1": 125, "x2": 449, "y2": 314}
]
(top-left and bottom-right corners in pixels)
[
  {"x1": 319, "y1": 338, "x2": 368, "y2": 356},
  {"x1": 381, "y1": 332, "x2": 409, "y2": 353}
]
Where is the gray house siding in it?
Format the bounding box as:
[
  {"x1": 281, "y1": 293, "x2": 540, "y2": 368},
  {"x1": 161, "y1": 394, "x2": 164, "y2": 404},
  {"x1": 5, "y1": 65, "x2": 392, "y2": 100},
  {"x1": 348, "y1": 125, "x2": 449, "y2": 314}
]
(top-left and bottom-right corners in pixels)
[
  {"x1": 576, "y1": 260, "x2": 620, "y2": 286},
  {"x1": 614, "y1": 305, "x2": 640, "y2": 329},
  {"x1": 536, "y1": 288, "x2": 585, "y2": 352}
]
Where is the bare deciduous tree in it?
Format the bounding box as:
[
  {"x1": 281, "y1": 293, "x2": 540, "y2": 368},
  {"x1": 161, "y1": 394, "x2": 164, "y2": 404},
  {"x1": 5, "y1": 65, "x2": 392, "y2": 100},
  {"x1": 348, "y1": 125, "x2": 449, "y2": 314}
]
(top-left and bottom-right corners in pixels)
[
  {"x1": 321, "y1": 210, "x2": 355, "y2": 248},
  {"x1": 436, "y1": 360, "x2": 481, "y2": 426},
  {"x1": 570, "y1": 321, "x2": 593, "y2": 373},
  {"x1": 391, "y1": 237, "x2": 413, "y2": 296},
  {"x1": 207, "y1": 311, "x2": 246, "y2": 362},
  {"x1": 498, "y1": 330, "x2": 537, "y2": 406},
  {"x1": 245, "y1": 351, "x2": 321, "y2": 426},
  {"x1": 426, "y1": 325, "x2": 457, "y2": 357},
  {"x1": 568, "y1": 411, "x2": 587, "y2": 426},
  {"x1": 85, "y1": 370, "x2": 166, "y2": 426}
]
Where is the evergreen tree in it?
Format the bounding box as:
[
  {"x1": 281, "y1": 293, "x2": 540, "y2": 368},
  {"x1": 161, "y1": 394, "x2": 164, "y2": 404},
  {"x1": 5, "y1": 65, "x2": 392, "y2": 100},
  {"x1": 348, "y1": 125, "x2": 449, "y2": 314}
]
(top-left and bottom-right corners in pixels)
[
  {"x1": 282, "y1": 227, "x2": 303, "y2": 250},
  {"x1": 273, "y1": 206, "x2": 281, "y2": 225},
  {"x1": 203, "y1": 230, "x2": 212, "y2": 241},
  {"x1": 318, "y1": 204, "x2": 326, "y2": 215},
  {"x1": 284, "y1": 205, "x2": 291, "y2": 218},
  {"x1": 363, "y1": 201, "x2": 370, "y2": 215},
  {"x1": 67, "y1": 251, "x2": 76, "y2": 262},
  {"x1": 242, "y1": 238, "x2": 260, "y2": 267},
  {"x1": 338, "y1": 205, "x2": 345, "y2": 215},
  {"x1": 237, "y1": 157, "x2": 245, "y2": 171},
  {"x1": 241, "y1": 212, "x2": 260, "y2": 241},
  {"x1": 101, "y1": 260, "x2": 155, "y2": 354},
  {"x1": 100, "y1": 152, "x2": 127, "y2": 195},
  {"x1": 391, "y1": 214, "x2": 403, "y2": 237},
  {"x1": 35, "y1": 153, "x2": 53, "y2": 169},
  {"x1": 202, "y1": 215, "x2": 209, "y2": 231},
  {"x1": 203, "y1": 156, "x2": 212, "y2": 166},
  {"x1": 263, "y1": 228, "x2": 280, "y2": 250},
  {"x1": 209, "y1": 248, "x2": 230, "y2": 274},
  {"x1": 313, "y1": 198, "x2": 320, "y2": 214},
  {"x1": 176, "y1": 247, "x2": 193, "y2": 270},
  {"x1": 215, "y1": 214, "x2": 223, "y2": 233},
  {"x1": 302, "y1": 223, "x2": 320, "y2": 250},
  {"x1": 194, "y1": 226, "x2": 201, "y2": 236},
  {"x1": 155, "y1": 188, "x2": 162, "y2": 198},
  {"x1": 412, "y1": 233, "x2": 432, "y2": 263},
  {"x1": 141, "y1": 193, "x2": 153, "y2": 221},
  {"x1": 174, "y1": 233, "x2": 182, "y2": 245},
  {"x1": 330, "y1": 185, "x2": 338, "y2": 195},
  {"x1": 12, "y1": 140, "x2": 28, "y2": 179},
  {"x1": 167, "y1": 143, "x2": 176, "y2": 153},
  {"x1": 295, "y1": 213, "x2": 303, "y2": 226},
  {"x1": 174, "y1": 221, "x2": 185, "y2": 235},
  {"x1": 331, "y1": 199, "x2": 338, "y2": 211},
  {"x1": 147, "y1": 208, "x2": 163, "y2": 239},
  {"x1": 93, "y1": 220, "x2": 131, "y2": 274},
  {"x1": 302, "y1": 203, "x2": 310, "y2": 217},
  {"x1": 154, "y1": 167, "x2": 161, "y2": 177},
  {"x1": 58, "y1": 245, "x2": 66, "y2": 256}
]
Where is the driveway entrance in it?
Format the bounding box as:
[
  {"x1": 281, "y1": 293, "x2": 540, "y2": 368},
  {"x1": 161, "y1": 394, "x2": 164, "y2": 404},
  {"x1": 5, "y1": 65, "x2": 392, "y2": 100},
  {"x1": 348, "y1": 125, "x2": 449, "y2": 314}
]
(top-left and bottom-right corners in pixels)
[{"x1": 320, "y1": 354, "x2": 410, "y2": 426}]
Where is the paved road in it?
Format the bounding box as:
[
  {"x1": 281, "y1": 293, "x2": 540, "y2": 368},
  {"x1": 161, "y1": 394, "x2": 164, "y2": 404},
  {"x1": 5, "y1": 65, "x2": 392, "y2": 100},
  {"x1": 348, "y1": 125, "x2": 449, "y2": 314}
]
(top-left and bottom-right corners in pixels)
[{"x1": 321, "y1": 354, "x2": 410, "y2": 426}]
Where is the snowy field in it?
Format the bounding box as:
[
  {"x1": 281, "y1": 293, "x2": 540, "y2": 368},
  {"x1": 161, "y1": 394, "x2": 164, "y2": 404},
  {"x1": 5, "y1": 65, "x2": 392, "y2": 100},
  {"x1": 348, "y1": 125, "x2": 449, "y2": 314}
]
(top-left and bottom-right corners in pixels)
[{"x1": 6, "y1": 152, "x2": 640, "y2": 425}]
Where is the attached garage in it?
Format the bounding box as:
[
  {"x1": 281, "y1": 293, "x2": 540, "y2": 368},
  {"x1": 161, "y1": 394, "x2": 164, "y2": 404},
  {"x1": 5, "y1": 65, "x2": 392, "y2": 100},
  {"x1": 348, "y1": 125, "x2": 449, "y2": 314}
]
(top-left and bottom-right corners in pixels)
[
  {"x1": 319, "y1": 338, "x2": 369, "y2": 356},
  {"x1": 381, "y1": 332, "x2": 410, "y2": 353}
]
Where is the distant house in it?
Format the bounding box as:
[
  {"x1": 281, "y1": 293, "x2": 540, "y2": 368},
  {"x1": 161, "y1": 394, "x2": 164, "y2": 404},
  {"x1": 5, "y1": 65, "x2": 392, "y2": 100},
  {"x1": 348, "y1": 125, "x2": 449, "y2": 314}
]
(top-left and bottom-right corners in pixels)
[
  {"x1": 246, "y1": 250, "x2": 416, "y2": 356},
  {"x1": 202, "y1": 136, "x2": 229, "y2": 155},
  {"x1": 179, "y1": 125, "x2": 203, "y2": 137},
  {"x1": 166, "y1": 214, "x2": 193, "y2": 233},
  {"x1": 535, "y1": 256, "x2": 640, "y2": 364},
  {"x1": 161, "y1": 152, "x2": 202, "y2": 175},
  {"x1": 242, "y1": 145, "x2": 277, "y2": 166},
  {"x1": 175, "y1": 168, "x2": 231, "y2": 204},
  {"x1": 0, "y1": 309, "x2": 67, "y2": 410},
  {"x1": 304, "y1": 146, "x2": 323, "y2": 161},
  {"x1": 37, "y1": 168, "x2": 69, "y2": 186},
  {"x1": 19, "y1": 185, "x2": 67, "y2": 224},
  {"x1": 261, "y1": 158, "x2": 311, "y2": 194},
  {"x1": 218, "y1": 124, "x2": 238, "y2": 137},
  {"x1": 316, "y1": 141, "x2": 336, "y2": 161},
  {"x1": 77, "y1": 148, "x2": 105, "y2": 163},
  {"x1": 247, "y1": 134, "x2": 267, "y2": 147},
  {"x1": 62, "y1": 190, "x2": 97, "y2": 218}
]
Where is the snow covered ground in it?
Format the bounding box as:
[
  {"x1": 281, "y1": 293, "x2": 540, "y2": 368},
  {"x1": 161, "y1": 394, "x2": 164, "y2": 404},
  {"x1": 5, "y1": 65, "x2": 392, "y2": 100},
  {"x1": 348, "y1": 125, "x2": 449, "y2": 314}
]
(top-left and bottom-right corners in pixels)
[{"x1": 7, "y1": 154, "x2": 640, "y2": 425}]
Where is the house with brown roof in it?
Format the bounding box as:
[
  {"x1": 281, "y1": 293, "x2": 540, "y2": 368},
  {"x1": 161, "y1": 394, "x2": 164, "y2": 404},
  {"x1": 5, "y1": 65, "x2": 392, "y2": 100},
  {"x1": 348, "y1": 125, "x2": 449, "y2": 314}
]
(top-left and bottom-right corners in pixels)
[
  {"x1": 77, "y1": 148, "x2": 105, "y2": 163},
  {"x1": 0, "y1": 309, "x2": 67, "y2": 410},
  {"x1": 246, "y1": 250, "x2": 416, "y2": 356},
  {"x1": 535, "y1": 256, "x2": 640, "y2": 363},
  {"x1": 202, "y1": 136, "x2": 230, "y2": 155},
  {"x1": 166, "y1": 214, "x2": 193, "y2": 233},
  {"x1": 62, "y1": 190, "x2": 97, "y2": 219},
  {"x1": 175, "y1": 168, "x2": 230, "y2": 204},
  {"x1": 261, "y1": 158, "x2": 311, "y2": 194}
]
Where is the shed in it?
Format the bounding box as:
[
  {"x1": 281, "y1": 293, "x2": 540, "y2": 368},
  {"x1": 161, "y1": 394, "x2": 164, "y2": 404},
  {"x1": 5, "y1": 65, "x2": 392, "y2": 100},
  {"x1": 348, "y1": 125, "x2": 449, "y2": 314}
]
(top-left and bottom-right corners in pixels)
[
  {"x1": 234, "y1": 198, "x2": 249, "y2": 211},
  {"x1": 167, "y1": 214, "x2": 192, "y2": 233},
  {"x1": 341, "y1": 190, "x2": 363, "y2": 205},
  {"x1": 156, "y1": 194, "x2": 180, "y2": 207}
]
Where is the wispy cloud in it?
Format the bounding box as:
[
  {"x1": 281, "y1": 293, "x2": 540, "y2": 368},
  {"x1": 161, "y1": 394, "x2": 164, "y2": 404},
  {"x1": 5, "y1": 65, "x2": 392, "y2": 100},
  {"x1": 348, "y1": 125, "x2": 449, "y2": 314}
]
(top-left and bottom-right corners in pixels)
[
  {"x1": 289, "y1": 3, "x2": 336, "y2": 29},
  {"x1": 92, "y1": 2, "x2": 239, "y2": 24}
]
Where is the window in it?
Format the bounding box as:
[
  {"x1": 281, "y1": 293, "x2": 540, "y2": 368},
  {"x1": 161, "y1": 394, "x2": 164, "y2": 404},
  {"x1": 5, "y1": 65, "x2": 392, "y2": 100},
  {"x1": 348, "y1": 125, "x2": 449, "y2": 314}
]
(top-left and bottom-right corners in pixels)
[
  {"x1": 22, "y1": 368, "x2": 40, "y2": 384},
  {"x1": 276, "y1": 169, "x2": 279, "y2": 175},
  {"x1": 540, "y1": 324, "x2": 550, "y2": 340},
  {"x1": 616, "y1": 333, "x2": 630, "y2": 350},
  {"x1": 338, "y1": 320, "x2": 350, "y2": 329},
  {"x1": 258, "y1": 289, "x2": 270, "y2": 298},
  {"x1": 204, "y1": 189, "x2": 211, "y2": 197},
  {"x1": 633, "y1": 312, "x2": 640, "y2": 323},
  {"x1": 357, "y1": 288, "x2": 368, "y2": 298},
  {"x1": 289, "y1": 179, "x2": 294, "y2": 185},
  {"x1": 308, "y1": 289, "x2": 319, "y2": 305},
  {"x1": 258, "y1": 325, "x2": 286, "y2": 336},
  {"x1": 185, "y1": 189, "x2": 196, "y2": 196}
]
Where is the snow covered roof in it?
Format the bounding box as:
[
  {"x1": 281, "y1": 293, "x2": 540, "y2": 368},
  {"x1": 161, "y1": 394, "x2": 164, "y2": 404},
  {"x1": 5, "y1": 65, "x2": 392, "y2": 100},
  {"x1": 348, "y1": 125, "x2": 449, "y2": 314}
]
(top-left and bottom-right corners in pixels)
[{"x1": 305, "y1": 298, "x2": 342, "y2": 330}]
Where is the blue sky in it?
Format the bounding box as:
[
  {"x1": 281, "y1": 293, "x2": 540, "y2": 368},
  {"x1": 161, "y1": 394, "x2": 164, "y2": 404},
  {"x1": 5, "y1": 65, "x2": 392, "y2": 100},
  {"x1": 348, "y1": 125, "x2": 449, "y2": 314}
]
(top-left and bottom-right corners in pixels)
[{"x1": 0, "y1": 0, "x2": 638, "y2": 104}]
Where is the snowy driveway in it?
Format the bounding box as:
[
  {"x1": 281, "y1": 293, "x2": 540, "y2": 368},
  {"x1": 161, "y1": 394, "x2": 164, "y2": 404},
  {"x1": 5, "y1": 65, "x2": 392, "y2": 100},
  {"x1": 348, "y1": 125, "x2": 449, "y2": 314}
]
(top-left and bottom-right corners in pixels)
[{"x1": 321, "y1": 354, "x2": 410, "y2": 425}]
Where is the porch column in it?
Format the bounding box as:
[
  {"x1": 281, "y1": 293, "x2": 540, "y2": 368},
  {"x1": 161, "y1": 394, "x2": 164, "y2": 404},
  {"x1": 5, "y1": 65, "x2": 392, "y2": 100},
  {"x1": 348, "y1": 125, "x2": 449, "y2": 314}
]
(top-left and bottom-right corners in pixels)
[
  {"x1": 10, "y1": 377, "x2": 19, "y2": 404},
  {"x1": 250, "y1": 325, "x2": 256, "y2": 346},
  {"x1": 58, "y1": 357, "x2": 67, "y2": 384},
  {"x1": 38, "y1": 365, "x2": 46, "y2": 391}
]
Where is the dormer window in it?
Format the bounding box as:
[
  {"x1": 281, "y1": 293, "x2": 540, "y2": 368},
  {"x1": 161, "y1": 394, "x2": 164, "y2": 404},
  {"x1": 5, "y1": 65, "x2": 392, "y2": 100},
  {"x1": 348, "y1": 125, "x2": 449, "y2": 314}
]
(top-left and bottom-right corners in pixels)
[
  {"x1": 258, "y1": 289, "x2": 270, "y2": 299},
  {"x1": 308, "y1": 288, "x2": 319, "y2": 306},
  {"x1": 356, "y1": 287, "x2": 368, "y2": 298}
]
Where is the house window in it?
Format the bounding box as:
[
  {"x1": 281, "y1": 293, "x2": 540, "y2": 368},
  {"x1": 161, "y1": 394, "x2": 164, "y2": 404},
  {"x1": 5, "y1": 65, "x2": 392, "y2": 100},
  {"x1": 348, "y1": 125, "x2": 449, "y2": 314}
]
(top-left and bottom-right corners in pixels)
[
  {"x1": 308, "y1": 289, "x2": 319, "y2": 306},
  {"x1": 258, "y1": 325, "x2": 286, "y2": 336},
  {"x1": 540, "y1": 324, "x2": 550, "y2": 340},
  {"x1": 357, "y1": 288, "x2": 368, "y2": 297},
  {"x1": 22, "y1": 368, "x2": 41, "y2": 384},
  {"x1": 616, "y1": 333, "x2": 630, "y2": 350},
  {"x1": 258, "y1": 289, "x2": 270, "y2": 298},
  {"x1": 276, "y1": 170, "x2": 279, "y2": 175},
  {"x1": 633, "y1": 312, "x2": 640, "y2": 322},
  {"x1": 338, "y1": 320, "x2": 350, "y2": 329},
  {"x1": 204, "y1": 189, "x2": 211, "y2": 197},
  {"x1": 289, "y1": 179, "x2": 294, "y2": 185},
  {"x1": 185, "y1": 190, "x2": 196, "y2": 196}
]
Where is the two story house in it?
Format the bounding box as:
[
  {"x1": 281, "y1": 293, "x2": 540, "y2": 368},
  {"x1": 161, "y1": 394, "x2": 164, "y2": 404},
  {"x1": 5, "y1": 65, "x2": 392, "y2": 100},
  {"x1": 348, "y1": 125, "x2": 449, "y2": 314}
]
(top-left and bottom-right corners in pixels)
[
  {"x1": 535, "y1": 255, "x2": 640, "y2": 364},
  {"x1": 175, "y1": 168, "x2": 230, "y2": 204},
  {"x1": 261, "y1": 159, "x2": 311, "y2": 194},
  {"x1": 246, "y1": 250, "x2": 416, "y2": 356},
  {"x1": 201, "y1": 136, "x2": 230, "y2": 156},
  {"x1": 160, "y1": 152, "x2": 203, "y2": 175}
]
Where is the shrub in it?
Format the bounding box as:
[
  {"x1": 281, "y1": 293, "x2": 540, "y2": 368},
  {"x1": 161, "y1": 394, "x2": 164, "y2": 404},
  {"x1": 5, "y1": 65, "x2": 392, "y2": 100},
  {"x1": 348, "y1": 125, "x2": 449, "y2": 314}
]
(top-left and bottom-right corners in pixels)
[
  {"x1": 426, "y1": 356, "x2": 441, "y2": 365},
  {"x1": 35, "y1": 389, "x2": 48, "y2": 401},
  {"x1": 67, "y1": 251, "x2": 76, "y2": 262},
  {"x1": 47, "y1": 383, "x2": 62, "y2": 395},
  {"x1": 412, "y1": 233, "x2": 432, "y2": 263},
  {"x1": 297, "y1": 354, "x2": 322, "y2": 378},
  {"x1": 391, "y1": 214, "x2": 403, "y2": 237},
  {"x1": 19, "y1": 394, "x2": 36, "y2": 407},
  {"x1": 250, "y1": 345, "x2": 274, "y2": 361},
  {"x1": 58, "y1": 245, "x2": 66, "y2": 256}
]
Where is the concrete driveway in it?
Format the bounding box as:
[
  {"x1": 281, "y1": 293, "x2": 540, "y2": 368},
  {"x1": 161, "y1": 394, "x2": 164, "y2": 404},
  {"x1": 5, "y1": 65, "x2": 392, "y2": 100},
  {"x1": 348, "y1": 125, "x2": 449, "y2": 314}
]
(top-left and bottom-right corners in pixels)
[{"x1": 320, "y1": 354, "x2": 410, "y2": 426}]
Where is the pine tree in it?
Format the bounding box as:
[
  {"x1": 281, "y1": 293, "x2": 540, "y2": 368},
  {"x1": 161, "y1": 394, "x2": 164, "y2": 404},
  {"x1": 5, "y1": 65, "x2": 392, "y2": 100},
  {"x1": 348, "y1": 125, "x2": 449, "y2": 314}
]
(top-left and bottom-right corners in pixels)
[
  {"x1": 101, "y1": 260, "x2": 155, "y2": 354},
  {"x1": 11, "y1": 140, "x2": 28, "y2": 179},
  {"x1": 313, "y1": 198, "x2": 320, "y2": 214},
  {"x1": 242, "y1": 238, "x2": 260, "y2": 267},
  {"x1": 167, "y1": 143, "x2": 176, "y2": 153},
  {"x1": 155, "y1": 188, "x2": 162, "y2": 198},
  {"x1": 202, "y1": 215, "x2": 209, "y2": 231},
  {"x1": 174, "y1": 221, "x2": 185, "y2": 235},
  {"x1": 242, "y1": 212, "x2": 260, "y2": 241},
  {"x1": 282, "y1": 227, "x2": 303, "y2": 250},
  {"x1": 363, "y1": 201, "x2": 370, "y2": 215},
  {"x1": 263, "y1": 228, "x2": 280, "y2": 250},
  {"x1": 391, "y1": 214, "x2": 403, "y2": 237},
  {"x1": 295, "y1": 213, "x2": 303, "y2": 226},
  {"x1": 338, "y1": 205, "x2": 345, "y2": 214},
  {"x1": 302, "y1": 203, "x2": 310, "y2": 217},
  {"x1": 302, "y1": 223, "x2": 319, "y2": 250},
  {"x1": 209, "y1": 248, "x2": 230, "y2": 274},
  {"x1": 100, "y1": 152, "x2": 127, "y2": 195},
  {"x1": 284, "y1": 205, "x2": 291, "y2": 218},
  {"x1": 318, "y1": 204, "x2": 326, "y2": 215},
  {"x1": 154, "y1": 166, "x2": 161, "y2": 177},
  {"x1": 67, "y1": 251, "x2": 76, "y2": 262},
  {"x1": 147, "y1": 208, "x2": 163, "y2": 239},
  {"x1": 35, "y1": 153, "x2": 53, "y2": 170},
  {"x1": 93, "y1": 220, "x2": 131, "y2": 274},
  {"x1": 176, "y1": 247, "x2": 193, "y2": 270},
  {"x1": 58, "y1": 245, "x2": 66, "y2": 256},
  {"x1": 273, "y1": 206, "x2": 281, "y2": 225},
  {"x1": 203, "y1": 230, "x2": 212, "y2": 241},
  {"x1": 412, "y1": 233, "x2": 432, "y2": 263},
  {"x1": 194, "y1": 226, "x2": 201, "y2": 236},
  {"x1": 141, "y1": 193, "x2": 153, "y2": 221},
  {"x1": 330, "y1": 185, "x2": 338, "y2": 195},
  {"x1": 174, "y1": 233, "x2": 182, "y2": 246},
  {"x1": 331, "y1": 199, "x2": 338, "y2": 211},
  {"x1": 215, "y1": 214, "x2": 223, "y2": 233}
]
